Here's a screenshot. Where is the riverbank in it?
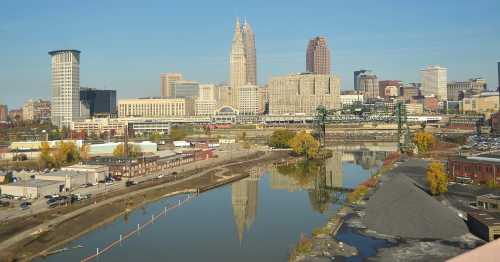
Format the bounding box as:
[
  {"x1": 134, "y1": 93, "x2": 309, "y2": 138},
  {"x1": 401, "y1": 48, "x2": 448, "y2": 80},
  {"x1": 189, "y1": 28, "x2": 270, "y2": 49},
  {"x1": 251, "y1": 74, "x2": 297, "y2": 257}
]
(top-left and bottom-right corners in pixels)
[
  {"x1": 0, "y1": 150, "x2": 291, "y2": 262},
  {"x1": 290, "y1": 156, "x2": 485, "y2": 262}
]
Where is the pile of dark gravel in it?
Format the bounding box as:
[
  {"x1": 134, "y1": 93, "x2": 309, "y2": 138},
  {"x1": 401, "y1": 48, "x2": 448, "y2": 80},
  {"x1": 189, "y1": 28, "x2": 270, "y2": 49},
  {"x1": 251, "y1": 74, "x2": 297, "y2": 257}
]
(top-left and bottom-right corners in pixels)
[{"x1": 363, "y1": 174, "x2": 469, "y2": 239}]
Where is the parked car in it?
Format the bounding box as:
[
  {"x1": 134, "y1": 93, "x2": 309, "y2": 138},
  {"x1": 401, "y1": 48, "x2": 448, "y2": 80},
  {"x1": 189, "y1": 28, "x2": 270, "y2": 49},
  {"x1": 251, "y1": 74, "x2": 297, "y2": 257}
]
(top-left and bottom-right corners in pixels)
[
  {"x1": 20, "y1": 202, "x2": 31, "y2": 210},
  {"x1": 126, "y1": 181, "x2": 138, "y2": 187},
  {"x1": 105, "y1": 181, "x2": 114, "y2": 186},
  {"x1": 0, "y1": 201, "x2": 10, "y2": 207},
  {"x1": 157, "y1": 174, "x2": 164, "y2": 179}
]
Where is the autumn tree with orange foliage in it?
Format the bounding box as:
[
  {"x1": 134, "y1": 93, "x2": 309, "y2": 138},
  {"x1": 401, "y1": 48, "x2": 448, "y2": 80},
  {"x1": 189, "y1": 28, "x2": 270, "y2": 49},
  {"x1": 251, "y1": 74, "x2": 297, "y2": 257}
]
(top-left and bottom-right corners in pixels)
[
  {"x1": 426, "y1": 161, "x2": 448, "y2": 195},
  {"x1": 413, "y1": 131, "x2": 436, "y2": 154}
]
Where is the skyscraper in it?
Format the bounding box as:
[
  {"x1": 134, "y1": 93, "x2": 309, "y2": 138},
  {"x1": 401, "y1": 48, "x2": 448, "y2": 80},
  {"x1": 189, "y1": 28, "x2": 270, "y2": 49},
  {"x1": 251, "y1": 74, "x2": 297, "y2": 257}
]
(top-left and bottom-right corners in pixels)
[
  {"x1": 230, "y1": 18, "x2": 247, "y2": 109},
  {"x1": 497, "y1": 62, "x2": 500, "y2": 90},
  {"x1": 306, "y1": 36, "x2": 331, "y2": 75},
  {"x1": 421, "y1": 65, "x2": 448, "y2": 100},
  {"x1": 49, "y1": 49, "x2": 81, "y2": 128},
  {"x1": 243, "y1": 20, "x2": 257, "y2": 86},
  {"x1": 358, "y1": 72, "x2": 379, "y2": 101},
  {"x1": 354, "y1": 70, "x2": 370, "y2": 91},
  {"x1": 160, "y1": 73, "x2": 183, "y2": 98}
]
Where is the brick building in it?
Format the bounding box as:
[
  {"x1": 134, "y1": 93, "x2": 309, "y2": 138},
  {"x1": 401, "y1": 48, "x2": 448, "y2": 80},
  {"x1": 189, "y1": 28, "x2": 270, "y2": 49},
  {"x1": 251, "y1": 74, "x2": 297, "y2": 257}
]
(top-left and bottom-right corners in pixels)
[{"x1": 448, "y1": 155, "x2": 500, "y2": 184}]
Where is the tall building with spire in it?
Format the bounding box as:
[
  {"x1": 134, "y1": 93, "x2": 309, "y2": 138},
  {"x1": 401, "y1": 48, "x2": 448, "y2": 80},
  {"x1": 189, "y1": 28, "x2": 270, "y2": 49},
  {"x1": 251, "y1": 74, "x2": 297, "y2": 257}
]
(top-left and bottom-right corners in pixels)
[
  {"x1": 306, "y1": 36, "x2": 331, "y2": 75},
  {"x1": 243, "y1": 20, "x2": 257, "y2": 86},
  {"x1": 230, "y1": 18, "x2": 247, "y2": 109}
]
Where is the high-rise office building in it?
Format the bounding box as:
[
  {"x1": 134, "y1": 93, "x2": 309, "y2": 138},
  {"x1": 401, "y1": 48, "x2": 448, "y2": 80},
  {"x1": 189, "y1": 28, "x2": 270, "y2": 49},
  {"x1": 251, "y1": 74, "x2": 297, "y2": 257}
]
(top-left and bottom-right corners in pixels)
[
  {"x1": 230, "y1": 18, "x2": 247, "y2": 109},
  {"x1": 497, "y1": 62, "x2": 500, "y2": 90},
  {"x1": 172, "y1": 80, "x2": 200, "y2": 99},
  {"x1": 243, "y1": 20, "x2": 257, "y2": 86},
  {"x1": 0, "y1": 104, "x2": 7, "y2": 122},
  {"x1": 421, "y1": 65, "x2": 448, "y2": 100},
  {"x1": 268, "y1": 73, "x2": 341, "y2": 115},
  {"x1": 22, "y1": 99, "x2": 51, "y2": 122},
  {"x1": 306, "y1": 36, "x2": 331, "y2": 75},
  {"x1": 354, "y1": 70, "x2": 370, "y2": 91},
  {"x1": 358, "y1": 72, "x2": 379, "y2": 101},
  {"x1": 80, "y1": 87, "x2": 117, "y2": 117},
  {"x1": 49, "y1": 49, "x2": 81, "y2": 128},
  {"x1": 160, "y1": 73, "x2": 183, "y2": 98}
]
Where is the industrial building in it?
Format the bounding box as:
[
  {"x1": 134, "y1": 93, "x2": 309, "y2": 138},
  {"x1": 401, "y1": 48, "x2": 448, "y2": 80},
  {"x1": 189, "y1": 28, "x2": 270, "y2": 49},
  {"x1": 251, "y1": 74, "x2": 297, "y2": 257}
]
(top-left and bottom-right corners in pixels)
[
  {"x1": 0, "y1": 179, "x2": 64, "y2": 199},
  {"x1": 448, "y1": 155, "x2": 500, "y2": 184},
  {"x1": 467, "y1": 211, "x2": 500, "y2": 241},
  {"x1": 36, "y1": 170, "x2": 93, "y2": 190},
  {"x1": 61, "y1": 164, "x2": 108, "y2": 183}
]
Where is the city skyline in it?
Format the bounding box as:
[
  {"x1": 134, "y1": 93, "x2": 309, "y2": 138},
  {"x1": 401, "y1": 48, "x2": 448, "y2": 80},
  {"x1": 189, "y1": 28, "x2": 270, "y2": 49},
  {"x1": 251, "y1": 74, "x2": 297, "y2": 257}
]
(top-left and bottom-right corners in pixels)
[{"x1": 1, "y1": 0, "x2": 500, "y2": 108}]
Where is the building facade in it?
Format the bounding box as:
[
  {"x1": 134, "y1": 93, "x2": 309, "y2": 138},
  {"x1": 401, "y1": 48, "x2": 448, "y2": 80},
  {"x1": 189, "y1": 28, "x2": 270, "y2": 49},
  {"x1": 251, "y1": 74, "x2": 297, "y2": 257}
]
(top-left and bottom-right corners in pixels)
[
  {"x1": 400, "y1": 86, "x2": 420, "y2": 102},
  {"x1": 447, "y1": 78, "x2": 487, "y2": 101},
  {"x1": 0, "y1": 104, "x2": 8, "y2": 122},
  {"x1": 22, "y1": 99, "x2": 51, "y2": 122},
  {"x1": 243, "y1": 20, "x2": 257, "y2": 86},
  {"x1": 239, "y1": 85, "x2": 259, "y2": 115},
  {"x1": 306, "y1": 36, "x2": 330, "y2": 75},
  {"x1": 340, "y1": 91, "x2": 364, "y2": 106},
  {"x1": 421, "y1": 65, "x2": 447, "y2": 100},
  {"x1": 354, "y1": 70, "x2": 370, "y2": 91},
  {"x1": 195, "y1": 84, "x2": 217, "y2": 116},
  {"x1": 118, "y1": 98, "x2": 187, "y2": 117},
  {"x1": 49, "y1": 49, "x2": 81, "y2": 128},
  {"x1": 80, "y1": 87, "x2": 117, "y2": 117},
  {"x1": 461, "y1": 92, "x2": 500, "y2": 118},
  {"x1": 173, "y1": 80, "x2": 199, "y2": 99},
  {"x1": 358, "y1": 72, "x2": 379, "y2": 101},
  {"x1": 160, "y1": 73, "x2": 182, "y2": 98},
  {"x1": 268, "y1": 73, "x2": 341, "y2": 115},
  {"x1": 379, "y1": 80, "x2": 402, "y2": 99}
]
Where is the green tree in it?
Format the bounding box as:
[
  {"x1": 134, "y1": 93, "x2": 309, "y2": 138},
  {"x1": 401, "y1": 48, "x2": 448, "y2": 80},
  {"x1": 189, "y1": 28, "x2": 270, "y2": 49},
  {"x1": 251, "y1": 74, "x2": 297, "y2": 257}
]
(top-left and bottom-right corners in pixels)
[
  {"x1": 170, "y1": 127, "x2": 187, "y2": 141},
  {"x1": 269, "y1": 129, "x2": 296, "y2": 148},
  {"x1": 289, "y1": 131, "x2": 320, "y2": 160},
  {"x1": 426, "y1": 161, "x2": 448, "y2": 195},
  {"x1": 149, "y1": 132, "x2": 162, "y2": 143},
  {"x1": 113, "y1": 143, "x2": 140, "y2": 158}
]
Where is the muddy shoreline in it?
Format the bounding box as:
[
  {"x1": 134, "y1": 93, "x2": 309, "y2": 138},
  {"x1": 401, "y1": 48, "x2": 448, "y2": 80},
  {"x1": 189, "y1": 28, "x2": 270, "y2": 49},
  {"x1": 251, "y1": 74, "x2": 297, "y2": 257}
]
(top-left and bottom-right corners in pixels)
[{"x1": 0, "y1": 150, "x2": 290, "y2": 262}]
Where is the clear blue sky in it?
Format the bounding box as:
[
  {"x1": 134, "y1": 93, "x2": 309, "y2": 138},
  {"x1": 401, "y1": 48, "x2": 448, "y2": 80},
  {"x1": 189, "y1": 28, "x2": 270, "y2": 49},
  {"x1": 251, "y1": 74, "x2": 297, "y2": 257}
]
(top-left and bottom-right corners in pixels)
[{"x1": 1, "y1": 0, "x2": 499, "y2": 108}]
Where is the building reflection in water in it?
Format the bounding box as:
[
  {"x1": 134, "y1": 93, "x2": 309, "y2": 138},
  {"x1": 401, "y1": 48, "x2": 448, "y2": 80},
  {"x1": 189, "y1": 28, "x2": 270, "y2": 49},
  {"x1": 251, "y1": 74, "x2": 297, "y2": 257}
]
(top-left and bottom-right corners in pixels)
[
  {"x1": 230, "y1": 149, "x2": 390, "y2": 239},
  {"x1": 231, "y1": 167, "x2": 260, "y2": 242}
]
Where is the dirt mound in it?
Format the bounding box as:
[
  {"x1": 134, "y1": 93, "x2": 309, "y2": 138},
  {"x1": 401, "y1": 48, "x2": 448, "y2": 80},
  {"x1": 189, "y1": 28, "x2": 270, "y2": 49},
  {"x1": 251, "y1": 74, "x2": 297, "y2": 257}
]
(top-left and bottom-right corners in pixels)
[{"x1": 363, "y1": 175, "x2": 468, "y2": 239}]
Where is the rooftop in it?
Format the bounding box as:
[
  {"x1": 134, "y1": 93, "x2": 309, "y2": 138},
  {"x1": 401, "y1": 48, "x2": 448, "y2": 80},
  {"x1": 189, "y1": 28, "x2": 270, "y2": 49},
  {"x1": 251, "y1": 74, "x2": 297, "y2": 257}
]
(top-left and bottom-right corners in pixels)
[
  {"x1": 1, "y1": 179, "x2": 63, "y2": 188},
  {"x1": 48, "y1": 49, "x2": 81, "y2": 55},
  {"x1": 468, "y1": 211, "x2": 500, "y2": 227},
  {"x1": 37, "y1": 170, "x2": 85, "y2": 178}
]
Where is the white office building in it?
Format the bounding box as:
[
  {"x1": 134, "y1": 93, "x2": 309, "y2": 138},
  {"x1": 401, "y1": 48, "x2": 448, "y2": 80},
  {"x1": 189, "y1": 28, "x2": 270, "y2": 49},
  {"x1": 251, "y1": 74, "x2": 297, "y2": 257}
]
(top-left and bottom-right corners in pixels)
[
  {"x1": 49, "y1": 49, "x2": 81, "y2": 128},
  {"x1": 421, "y1": 65, "x2": 448, "y2": 100}
]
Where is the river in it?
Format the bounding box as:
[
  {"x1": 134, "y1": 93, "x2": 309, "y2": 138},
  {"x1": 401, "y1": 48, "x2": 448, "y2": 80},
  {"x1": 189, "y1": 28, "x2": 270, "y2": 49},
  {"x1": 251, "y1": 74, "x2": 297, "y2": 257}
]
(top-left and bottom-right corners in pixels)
[{"x1": 37, "y1": 144, "x2": 396, "y2": 262}]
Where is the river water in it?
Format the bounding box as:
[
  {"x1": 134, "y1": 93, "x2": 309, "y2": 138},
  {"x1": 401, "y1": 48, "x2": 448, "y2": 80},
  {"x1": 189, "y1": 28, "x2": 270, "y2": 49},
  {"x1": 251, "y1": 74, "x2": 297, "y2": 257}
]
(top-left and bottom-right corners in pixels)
[{"x1": 38, "y1": 144, "x2": 395, "y2": 262}]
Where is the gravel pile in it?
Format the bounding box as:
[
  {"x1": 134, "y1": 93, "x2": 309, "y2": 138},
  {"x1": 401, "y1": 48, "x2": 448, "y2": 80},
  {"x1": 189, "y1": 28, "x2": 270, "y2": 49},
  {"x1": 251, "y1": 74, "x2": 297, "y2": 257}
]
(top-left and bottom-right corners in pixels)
[{"x1": 363, "y1": 174, "x2": 469, "y2": 239}]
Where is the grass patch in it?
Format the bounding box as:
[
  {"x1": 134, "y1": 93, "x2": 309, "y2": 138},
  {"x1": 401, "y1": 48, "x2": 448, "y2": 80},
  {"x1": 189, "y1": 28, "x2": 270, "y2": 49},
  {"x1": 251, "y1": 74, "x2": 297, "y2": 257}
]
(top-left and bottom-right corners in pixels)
[
  {"x1": 311, "y1": 226, "x2": 330, "y2": 237},
  {"x1": 289, "y1": 234, "x2": 313, "y2": 260}
]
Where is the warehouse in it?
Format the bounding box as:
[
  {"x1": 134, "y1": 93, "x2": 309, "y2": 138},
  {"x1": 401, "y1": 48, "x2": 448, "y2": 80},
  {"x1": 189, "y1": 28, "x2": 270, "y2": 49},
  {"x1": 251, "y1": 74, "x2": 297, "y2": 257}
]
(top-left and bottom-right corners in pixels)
[
  {"x1": 61, "y1": 164, "x2": 108, "y2": 183},
  {"x1": 36, "y1": 171, "x2": 90, "y2": 190},
  {"x1": 0, "y1": 179, "x2": 64, "y2": 199}
]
